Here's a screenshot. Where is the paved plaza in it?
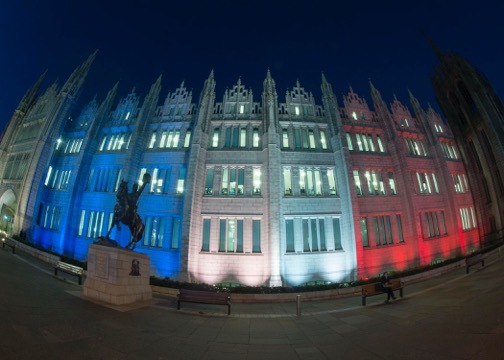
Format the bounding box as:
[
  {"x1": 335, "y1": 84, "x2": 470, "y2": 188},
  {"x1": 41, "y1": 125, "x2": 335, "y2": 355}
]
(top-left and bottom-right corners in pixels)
[{"x1": 1, "y1": 246, "x2": 503, "y2": 359}]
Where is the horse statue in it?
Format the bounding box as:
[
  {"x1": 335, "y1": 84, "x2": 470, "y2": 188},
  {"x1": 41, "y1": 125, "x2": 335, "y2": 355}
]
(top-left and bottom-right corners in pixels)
[{"x1": 102, "y1": 173, "x2": 151, "y2": 250}]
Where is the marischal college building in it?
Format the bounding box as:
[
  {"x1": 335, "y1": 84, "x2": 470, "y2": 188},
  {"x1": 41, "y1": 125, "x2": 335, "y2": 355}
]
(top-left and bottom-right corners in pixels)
[{"x1": 1, "y1": 47, "x2": 502, "y2": 287}]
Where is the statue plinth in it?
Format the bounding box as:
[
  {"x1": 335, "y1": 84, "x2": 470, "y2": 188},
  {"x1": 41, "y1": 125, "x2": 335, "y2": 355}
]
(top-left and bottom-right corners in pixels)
[{"x1": 83, "y1": 244, "x2": 152, "y2": 305}]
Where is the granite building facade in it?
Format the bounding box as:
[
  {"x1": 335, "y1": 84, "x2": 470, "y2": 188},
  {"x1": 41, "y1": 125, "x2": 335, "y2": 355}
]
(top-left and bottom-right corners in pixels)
[{"x1": 0, "y1": 52, "x2": 482, "y2": 286}]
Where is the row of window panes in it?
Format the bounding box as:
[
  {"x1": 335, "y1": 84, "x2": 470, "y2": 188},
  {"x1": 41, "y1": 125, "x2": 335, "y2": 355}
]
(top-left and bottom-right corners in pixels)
[
  {"x1": 77, "y1": 209, "x2": 181, "y2": 248},
  {"x1": 212, "y1": 127, "x2": 260, "y2": 148},
  {"x1": 285, "y1": 217, "x2": 342, "y2": 253},
  {"x1": 2, "y1": 152, "x2": 30, "y2": 180},
  {"x1": 284, "y1": 167, "x2": 338, "y2": 196},
  {"x1": 404, "y1": 138, "x2": 429, "y2": 156},
  {"x1": 98, "y1": 133, "x2": 132, "y2": 151},
  {"x1": 201, "y1": 218, "x2": 261, "y2": 253},
  {"x1": 86, "y1": 168, "x2": 123, "y2": 192},
  {"x1": 440, "y1": 142, "x2": 459, "y2": 159},
  {"x1": 282, "y1": 128, "x2": 328, "y2": 150},
  {"x1": 460, "y1": 207, "x2": 477, "y2": 230},
  {"x1": 139, "y1": 167, "x2": 186, "y2": 195},
  {"x1": 345, "y1": 132, "x2": 385, "y2": 153},
  {"x1": 56, "y1": 138, "x2": 83, "y2": 154},
  {"x1": 353, "y1": 170, "x2": 397, "y2": 196},
  {"x1": 423, "y1": 211, "x2": 447, "y2": 238},
  {"x1": 415, "y1": 172, "x2": 440, "y2": 194},
  {"x1": 220, "y1": 126, "x2": 260, "y2": 148},
  {"x1": 40, "y1": 205, "x2": 62, "y2": 231},
  {"x1": 452, "y1": 173, "x2": 469, "y2": 193},
  {"x1": 148, "y1": 129, "x2": 191, "y2": 149},
  {"x1": 143, "y1": 216, "x2": 180, "y2": 249},
  {"x1": 44, "y1": 167, "x2": 72, "y2": 190},
  {"x1": 205, "y1": 167, "x2": 261, "y2": 196},
  {"x1": 360, "y1": 214, "x2": 404, "y2": 247}
]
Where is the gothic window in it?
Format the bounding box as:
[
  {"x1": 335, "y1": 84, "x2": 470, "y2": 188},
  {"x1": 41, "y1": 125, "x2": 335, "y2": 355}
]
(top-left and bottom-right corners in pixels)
[
  {"x1": 283, "y1": 167, "x2": 292, "y2": 195},
  {"x1": 320, "y1": 130, "x2": 327, "y2": 149},
  {"x1": 282, "y1": 129, "x2": 289, "y2": 148},
  {"x1": 360, "y1": 217, "x2": 369, "y2": 247}
]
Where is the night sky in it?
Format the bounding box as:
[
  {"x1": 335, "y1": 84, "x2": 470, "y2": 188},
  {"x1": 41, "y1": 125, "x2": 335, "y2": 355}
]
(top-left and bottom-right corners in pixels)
[{"x1": 1, "y1": 1, "x2": 503, "y2": 131}]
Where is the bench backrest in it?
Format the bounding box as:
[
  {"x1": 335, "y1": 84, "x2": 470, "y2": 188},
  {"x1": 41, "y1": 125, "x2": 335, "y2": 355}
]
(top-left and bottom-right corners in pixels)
[
  {"x1": 179, "y1": 289, "x2": 230, "y2": 300},
  {"x1": 362, "y1": 279, "x2": 402, "y2": 295}
]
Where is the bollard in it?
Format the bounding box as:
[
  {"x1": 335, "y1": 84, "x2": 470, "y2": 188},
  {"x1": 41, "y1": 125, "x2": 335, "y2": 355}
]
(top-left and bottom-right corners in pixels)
[{"x1": 296, "y1": 294, "x2": 301, "y2": 317}]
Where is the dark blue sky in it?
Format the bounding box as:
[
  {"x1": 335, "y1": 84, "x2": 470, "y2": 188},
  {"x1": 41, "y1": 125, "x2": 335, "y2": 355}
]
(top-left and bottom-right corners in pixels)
[{"x1": 1, "y1": 1, "x2": 503, "y2": 131}]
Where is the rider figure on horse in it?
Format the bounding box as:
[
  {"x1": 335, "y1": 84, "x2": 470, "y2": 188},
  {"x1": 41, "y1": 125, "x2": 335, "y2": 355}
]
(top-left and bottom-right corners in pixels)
[{"x1": 104, "y1": 173, "x2": 151, "y2": 250}]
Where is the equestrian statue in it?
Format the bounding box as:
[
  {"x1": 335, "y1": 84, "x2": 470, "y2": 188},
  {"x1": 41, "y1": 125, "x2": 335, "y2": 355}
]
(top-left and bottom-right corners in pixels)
[{"x1": 96, "y1": 173, "x2": 151, "y2": 250}]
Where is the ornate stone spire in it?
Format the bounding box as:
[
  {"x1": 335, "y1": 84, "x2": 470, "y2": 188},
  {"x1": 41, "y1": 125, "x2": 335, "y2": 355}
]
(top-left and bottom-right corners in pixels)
[{"x1": 60, "y1": 50, "x2": 98, "y2": 98}]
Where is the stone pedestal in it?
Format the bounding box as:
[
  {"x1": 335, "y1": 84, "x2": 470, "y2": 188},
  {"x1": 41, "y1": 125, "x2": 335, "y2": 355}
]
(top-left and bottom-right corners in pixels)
[{"x1": 83, "y1": 244, "x2": 152, "y2": 305}]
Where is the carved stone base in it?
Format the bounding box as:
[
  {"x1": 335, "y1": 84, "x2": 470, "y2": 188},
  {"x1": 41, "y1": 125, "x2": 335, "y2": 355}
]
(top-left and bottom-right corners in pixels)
[{"x1": 83, "y1": 244, "x2": 152, "y2": 305}]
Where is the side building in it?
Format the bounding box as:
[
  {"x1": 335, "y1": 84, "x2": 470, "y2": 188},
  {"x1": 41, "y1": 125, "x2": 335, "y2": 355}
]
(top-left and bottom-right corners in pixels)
[
  {"x1": 0, "y1": 54, "x2": 480, "y2": 286},
  {"x1": 432, "y1": 47, "x2": 504, "y2": 244}
]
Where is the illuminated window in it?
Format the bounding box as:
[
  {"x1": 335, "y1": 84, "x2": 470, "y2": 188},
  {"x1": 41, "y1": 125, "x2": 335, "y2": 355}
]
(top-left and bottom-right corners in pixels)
[
  {"x1": 78, "y1": 210, "x2": 85, "y2": 236},
  {"x1": 125, "y1": 111, "x2": 130, "y2": 120},
  {"x1": 114, "y1": 169, "x2": 122, "y2": 192},
  {"x1": 172, "y1": 130, "x2": 180, "y2": 148},
  {"x1": 356, "y1": 134, "x2": 363, "y2": 151},
  {"x1": 308, "y1": 130, "x2": 316, "y2": 148},
  {"x1": 253, "y1": 167, "x2": 261, "y2": 195},
  {"x1": 352, "y1": 111, "x2": 358, "y2": 120},
  {"x1": 353, "y1": 170, "x2": 362, "y2": 195},
  {"x1": 282, "y1": 129, "x2": 289, "y2": 148},
  {"x1": 138, "y1": 168, "x2": 147, "y2": 186},
  {"x1": 345, "y1": 133, "x2": 354, "y2": 150},
  {"x1": 143, "y1": 216, "x2": 165, "y2": 247},
  {"x1": 460, "y1": 207, "x2": 477, "y2": 230},
  {"x1": 253, "y1": 128, "x2": 260, "y2": 147},
  {"x1": 295, "y1": 106, "x2": 300, "y2": 115},
  {"x1": 44, "y1": 166, "x2": 53, "y2": 186},
  {"x1": 239, "y1": 104, "x2": 244, "y2": 114},
  {"x1": 283, "y1": 167, "x2": 292, "y2": 195},
  {"x1": 431, "y1": 173, "x2": 439, "y2": 193},
  {"x1": 240, "y1": 129, "x2": 247, "y2": 147},
  {"x1": 212, "y1": 128, "x2": 219, "y2": 147},
  {"x1": 99, "y1": 135, "x2": 107, "y2": 151},
  {"x1": 327, "y1": 169, "x2": 337, "y2": 196},
  {"x1": 320, "y1": 130, "x2": 327, "y2": 149},
  {"x1": 376, "y1": 135, "x2": 385, "y2": 152},
  {"x1": 87, "y1": 210, "x2": 104, "y2": 238},
  {"x1": 388, "y1": 172, "x2": 397, "y2": 195},
  {"x1": 416, "y1": 172, "x2": 432, "y2": 194},
  {"x1": 183, "y1": 130, "x2": 191, "y2": 147},
  {"x1": 218, "y1": 218, "x2": 244, "y2": 253},
  {"x1": 176, "y1": 167, "x2": 186, "y2": 194}
]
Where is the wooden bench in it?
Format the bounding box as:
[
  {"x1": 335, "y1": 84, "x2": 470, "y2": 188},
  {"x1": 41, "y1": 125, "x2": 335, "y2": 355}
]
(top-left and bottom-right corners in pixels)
[
  {"x1": 361, "y1": 279, "x2": 404, "y2": 306},
  {"x1": 465, "y1": 253, "x2": 484, "y2": 274},
  {"x1": 177, "y1": 289, "x2": 231, "y2": 315},
  {"x1": 54, "y1": 261, "x2": 83, "y2": 285},
  {"x1": 1, "y1": 238, "x2": 15, "y2": 254}
]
